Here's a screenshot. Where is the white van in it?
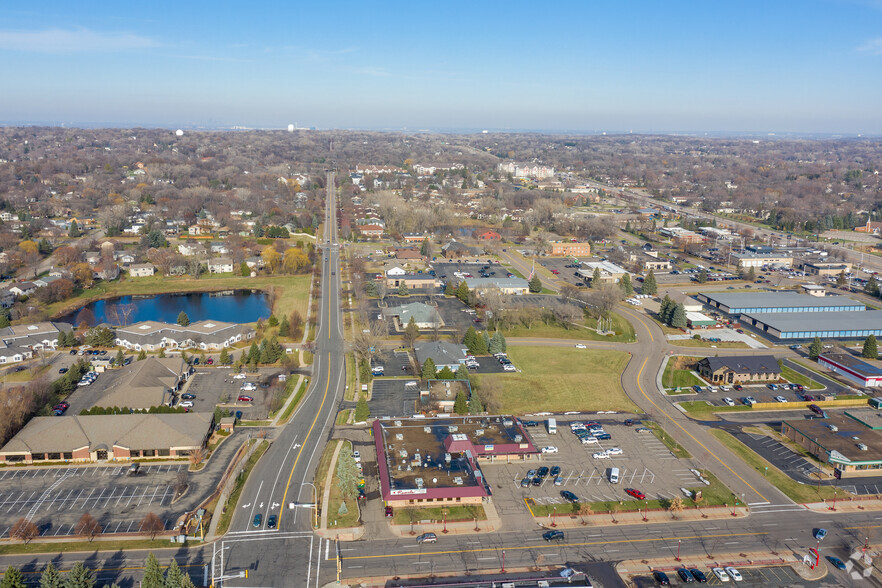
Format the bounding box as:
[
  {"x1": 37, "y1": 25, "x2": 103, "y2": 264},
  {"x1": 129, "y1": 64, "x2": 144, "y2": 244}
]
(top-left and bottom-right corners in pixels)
[{"x1": 609, "y1": 467, "x2": 620, "y2": 484}]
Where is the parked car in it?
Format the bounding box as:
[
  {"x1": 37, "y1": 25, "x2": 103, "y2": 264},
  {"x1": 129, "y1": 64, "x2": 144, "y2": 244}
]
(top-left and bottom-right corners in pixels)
[
  {"x1": 550, "y1": 466, "x2": 561, "y2": 476},
  {"x1": 677, "y1": 568, "x2": 695, "y2": 583},
  {"x1": 605, "y1": 447, "x2": 623, "y2": 455},
  {"x1": 233, "y1": 373, "x2": 247, "y2": 379},
  {"x1": 653, "y1": 570, "x2": 670, "y2": 585},
  {"x1": 723, "y1": 567, "x2": 742, "y2": 581},
  {"x1": 592, "y1": 452, "x2": 610, "y2": 459},
  {"x1": 385, "y1": 506, "x2": 393, "y2": 517},
  {"x1": 722, "y1": 397, "x2": 735, "y2": 406},
  {"x1": 625, "y1": 488, "x2": 646, "y2": 500},
  {"x1": 58, "y1": 367, "x2": 68, "y2": 374},
  {"x1": 774, "y1": 395, "x2": 787, "y2": 403},
  {"x1": 416, "y1": 532, "x2": 437, "y2": 544},
  {"x1": 181, "y1": 393, "x2": 195, "y2": 400},
  {"x1": 712, "y1": 568, "x2": 729, "y2": 582},
  {"x1": 237, "y1": 395, "x2": 254, "y2": 402},
  {"x1": 541, "y1": 446, "x2": 558, "y2": 454},
  {"x1": 537, "y1": 466, "x2": 550, "y2": 478},
  {"x1": 689, "y1": 569, "x2": 707, "y2": 583},
  {"x1": 574, "y1": 344, "x2": 587, "y2": 349},
  {"x1": 560, "y1": 490, "x2": 579, "y2": 503},
  {"x1": 594, "y1": 433, "x2": 612, "y2": 440}
]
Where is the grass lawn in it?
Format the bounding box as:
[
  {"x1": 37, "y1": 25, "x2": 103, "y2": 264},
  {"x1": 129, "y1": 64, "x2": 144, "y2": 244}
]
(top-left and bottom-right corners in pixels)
[
  {"x1": 278, "y1": 379, "x2": 309, "y2": 424},
  {"x1": 46, "y1": 273, "x2": 312, "y2": 320},
  {"x1": 779, "y1": 362, "x2": 824, "y2": 390},
  {"x1": 503, "y1": 311, "x2": 636, "y2": 343},
  {"x1": 0, "y1": 538, "x2": 179, "y2": 556},
  {"x1": 709, "y1": 429, "x2": 838, "y2": 502},
  {"x1": 336, "y1": 409, "x2": 352, "y2": 426},
  {"x1": 475, "y1": 347, "x2": 637, "y2": 414},
  {"x1": 644, "y1": 421, "x2": 692, "y2": 458},
  {"x1": 669, "y1": 338, "x2": 749, "y2": 349},
  {"x1": 662, "y1": 356, "x2": 704, "y2": 390},
  {"x1": 392, "y1": 505, "x2": 486, "y2": 526},
  {"x1": 216, "y1": 440, "x2": 270, "y2": 535},
  {"x1": 325, "y1": 441, "x2": 362, "y2": 528},
  {"x1": 678, "y1": 401, "x2": 751, "y2": 420}
]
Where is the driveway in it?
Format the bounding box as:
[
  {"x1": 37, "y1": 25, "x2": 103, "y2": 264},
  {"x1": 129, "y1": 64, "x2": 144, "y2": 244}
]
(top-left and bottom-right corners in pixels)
[{"x1": 668, "y1": 327, "x2": 768, "y2": 349}]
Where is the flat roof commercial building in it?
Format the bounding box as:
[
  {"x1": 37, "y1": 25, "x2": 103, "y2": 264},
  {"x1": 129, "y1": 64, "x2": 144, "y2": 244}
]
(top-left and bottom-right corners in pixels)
[
  {"x1": 731, "y1": 253, "x2": 793, "y2": 268},
  {"x1": 741, "y1": 311, "x2": 882, "y2": 341},
  {"x1": 686, "y1": 311, "x2": 716, "y2": 328},
  {"x1": 463, "y1": 277, "x2": 529, "y2": 295},
  {"x1": 781, "y1": 412, "x2": 882, "y2": 478},
  {"x1": 372, "y1": 416, "x2": 539, "y2": 508},
  {"x1": 696, "y1": 292, "x2": 865, "y2": 316},
  {"x1": 803, "y1": 262, "x2": 853, "y2": 276},
  {"x1": 819, "y1": 354, "x2": 882, "y2": 388}
]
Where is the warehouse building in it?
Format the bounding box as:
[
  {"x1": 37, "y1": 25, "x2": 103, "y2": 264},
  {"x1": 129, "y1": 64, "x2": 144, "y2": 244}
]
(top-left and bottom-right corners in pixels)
[
  {"x1": 731, "y1": 252, "x2": 793, "y2": 268},
  {"x1": 803, "y1": 262, "x2": 853, "y2": 277},
  {"x1": 819, "y1": 354, "x2": 882, "y2": 388},
  {"x1": 740, "y1": 311, "x2": 882, "y2": 341},
  {"x1": 781, "y1": 412, "x2": 882, "y2": 478},
  {"x1": 696, "y1": 292, "x2": 865, "y2": 316}
]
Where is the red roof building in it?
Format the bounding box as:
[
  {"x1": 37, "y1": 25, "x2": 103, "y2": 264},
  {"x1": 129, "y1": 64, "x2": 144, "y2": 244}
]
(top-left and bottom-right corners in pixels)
[{"x1": 476, "y1": 230, "x2": 501, "y2": 241}]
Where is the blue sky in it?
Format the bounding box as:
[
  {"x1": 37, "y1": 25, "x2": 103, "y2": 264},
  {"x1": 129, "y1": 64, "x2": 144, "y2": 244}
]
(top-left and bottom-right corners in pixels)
[{"x1": 1, "y1": 1, "x2": 881, "y2": 133}]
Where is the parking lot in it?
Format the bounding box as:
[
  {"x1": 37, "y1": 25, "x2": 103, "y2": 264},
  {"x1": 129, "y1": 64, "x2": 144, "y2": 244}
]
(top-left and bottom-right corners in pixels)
[
  {"x1": 632, "y1": 565, "x2": 827, "y2": 587},
  {"x1": 482, "y1": 416, "x2": 708, "y2": 514},
  {"x1": 371, "y1": 349, "x2": 413, "y2": 376},
  {"x1": 373, "y1": 295, "x2": 482, "y2": 334},
  {"x1": 369, "y1": 378, "x2": 420, "y2": 417},
  {"x1": 0, "y1": 463, "x2": 189, "y2": 539},
  {"x1": 185, "y1": 368, "x2": 282, "y2": 419}
]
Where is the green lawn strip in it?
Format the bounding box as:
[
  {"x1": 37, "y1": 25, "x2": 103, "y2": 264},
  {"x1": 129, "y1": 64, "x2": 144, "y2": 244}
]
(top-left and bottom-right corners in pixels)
[
  {"x1": 335, "y1": 409, "x2": 352, "y2": 426},
  {"x1": 778, "y1": 362, "x2": 825, "y2": 390},
  {"x1": 46, "y1": 274, "x2": 312, "y2": 319},
  {"x1": 279, "y1": 379, "x2": 309, "y2": 423},
  {"x1": 475, "y1": 347, "x2": 637, "y2": 414},
  {"x1": 326, "y1": 441, "x2": 361, "y2": 528},
  {"x1": 313, "y1": 439, "x2": 340, "y2": 525},
  {"x1": 677, "y1": 401, "x2": 750, "y2": 420},
  {"x1": 662, "y1": 356, "x2": 704, "y2": 390},
  {"x1": 392, "y1": 504, "x2": 487, "y2": 526},
  {"x1": 669, "y1": 339, "x2": 750, "y2": 349},
  {"x1": 216, "y1": 440, "x2": 270, "y2": 535},
  {"x1": 503, "y1": 311, "x2": 636, "y2": 343},
  {"x1": 790, "y1": 359, "x2": 847, "y2": 385},
  {"x1": 0, "y1": 538, "x2": 177, "y2": 556},
  {"x1": 708, "y1": 429, "x2": 838, "y2": 502},
  {"x1": 344, "y1": 352, "x2": 357, "y2": 401},
  {"x1": 643, "y1": 420, "x2": 692, "y2": 459},
  {"x1": 236, "y1": 420, "x2": 271, "y2": 427}
]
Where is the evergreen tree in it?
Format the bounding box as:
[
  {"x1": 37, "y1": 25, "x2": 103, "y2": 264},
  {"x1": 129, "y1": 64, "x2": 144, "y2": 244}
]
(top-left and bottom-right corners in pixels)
[
  {"x1": 619, "y1": 273, "x2": 633, "y2": 296},
  {"x1": 403, "y1": 316, "x2": 419, "y2": 347},
  {"x1": 258, "y1": 339, "x2": 270, "y2": 363},
  {"x1": 278, "y1": 315, "x2": 290, "y2": 337},
  {"x1": 591, "y1": 267, "x2": 602, "y2": 288},
  {"x1": 808, "y1": 336, "x2": 823, "y2": 360},
  {"x1": 0, "y1": 566, "x2": 25, "y2": 588},
  {"x1": 836, "y1": 270, "x2": 847, "y2": 287},
  {"x1": 658, "y1": 295, "x2": 673, "y2": 325},
  {"x1": 482, "y1": 331, "x2": 491, "y2": 352},
  {"x1": 528, "y1": 275, "x2": 542, "y2": 293},
  {"x1": 420, "y1": 238, "x2": 430, "y2": 257},
  {"x1": 267, "y1": 315, "x2": 278, "y2": 327},
  {"x1": 468, "y1": 392, "x2": 484, "y2": 414},
  {"x1": 455, "y1": 363, "x2": 470, "y2": 380},
  {"x1": 444, "y1": 281, "x2": 456, "y2": 296},
  {"x1": 398, "y1": 282, "x2": 409, "y2": 296},
  {"x1": 0, "y1": 309, "x2": 11, "y2": 328},
  {"x1": 453, "y1": 391, "x2": 468, "y2": 414},
  {"x1": 642, "y1": 270, "x2": 658, "y2": 295},
  {"x1": 140, "y1": 554, "x2": 164, "y2": 588},
  {"x1": 354, "y1": 396, "x2": 370, "y2": 422},
  {"x1": 158, "y1": 347, "x2": 166, "y2": 358},
  {"x1": 219, "y1": 348, "x2": 230, "y2": 365},
  {"x1": 421, "y1": 358, "x2": 436, "y2": 380},
  {"x1": 64, "y1": 562, "x2": 95, "y2": 588},
  {"x1": 164, "y1": 559, "x2": 186, "y2": 588},
  {"x1": 114, "y1": 349, "x2": 124, "y2": 366},
  {"x1": 488, "y1": 331, "x2": 503, "y2": 354},
  {"x1": 670, "y1": 304, "x2": 688, "y2": 329},
  {"x1": 365, "y1": 281, "x2": 378, "y2": 296},
  {"x1": 176, "y1": 311, "x2": 190, "y2": 327},
  {"x1": 498, "y1": 331, "x2": 507, "y2": 351},
  {"x1": 745, "y1": 266, "x2": 757, "y2": 282},
  {"x1": 463, "y1": 326, "x2": 479, "y2": 353},
  {"x1": 865, "y1": 276, "x2": 880, "y2": 296},
  {"x1": 39, "y1": 562, "x2": 63, "y2": 588},
  {"x1": 240, "y1": 262, "x2": 251, "y2": 277},
  {"x1": 456, "y1": 281, "x2": 470, "y2": 302},
  {"x1": 247, "y1": 342, "x2": 260, "y2": 364},
  {"x1": 696, "y1": 268, "x2": 708, "y2": 283},
  {"x1": 137, "y1": 349, "x2": 147, "y2": 361},
  {"x1": 68, "y1": 219, "x2": 81, "y2": 238},
  {"x1": 437, "y1": 366, "x2": 455, "y2": 379},
  {"x1": 863, "y1": 335, "x2": 878, "y2": 359}
]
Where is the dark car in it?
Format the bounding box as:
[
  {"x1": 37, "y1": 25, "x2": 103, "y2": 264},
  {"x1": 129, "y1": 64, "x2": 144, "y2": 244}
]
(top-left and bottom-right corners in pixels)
[
  {"x1": 827, "y1": 556, "x2": 847, "y2": 570},
  {"x1": 58, "y1": 367, "x2": 68, "y2": 374},
  {"x1": 542, "y1": 530, "x2": 565, "y2": 542},
  {"x1": 689, "y1": 569, "x2": 707, "y2": 583},
  {"x1": 524, "y1": 420, "x2": 538, "y2": 427},
  {"x1": 595, "y1": 433, "x2": 612, "y2": 440},
  {"x1": 808, "y1": 404, "x2": 827, "y2": 418},
  {"x1": 192, "y1": 357, "x2": 200, "y2": 365},
  {"x1": 537, "y1": 466, "x2": 549, "y2": 478},
  {"x1": 652, "y1": 571, "x2": 670, "y2": 585},
  {"x1": 520, "y1": 477, "x2": 530, "y2": 487},
  {"x1": 385, "y1": 506, "x2": 393, "y2": 517},
  {"x1": 181, "y1": 393, "x2": 196, "y2": 400},
  {"x1": 560, "y1": 490, "x2": 579, "y2": 503},
  {"x1": 733, "y1": 384, "x2": 743, "y2": 391},
  {"x1": 550, "y1": 466, "x2": 561, "y2": 477},
  {"x1": 69, "y1": 349, "x2": 77, "y2": 355},
  {"x1": 252, "y1": 513, "x2": 262, "y2": 528},
  {"x1": 677, "y1": 568, "x2": 694, "y2": 583},
  {"x1": 531, "y1": 476, "x2": 542, "y2": 486},
  {"x1": 267, "y1": 515, "x2": 277, "y2": 529},
  {"x1": 624, "y1": 419, "x2": 634, "y2": 426}
]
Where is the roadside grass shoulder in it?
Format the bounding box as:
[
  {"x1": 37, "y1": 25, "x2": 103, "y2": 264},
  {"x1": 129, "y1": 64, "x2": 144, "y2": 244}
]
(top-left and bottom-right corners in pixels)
[
  {"x1": 325, "y1": 441, "x2": 361, "y2": 528},
  {"x1": 779, "y1": 362, "x2": 824, "y2": 390},
  {"x1": 503, "y1": 311, "x2": 636, "y2": 343},
  {"x1": 278, "y1": 379, "x2": 309, "y2": 423},
  {"x1": 216, "y1": 440, "x2": 270, "y2": 535},
  {"x1": 662, "y1": 356, "x2": 704, "y2": 390},
  {"x1": 0, "y1": 538, "x2": 177, "y2": 556},
  {"x1": 392, "y1": 505, "x2": 486, "y2": 526},
  {"x1": 677, "y1": 400, "x2": 751, "y2": 420},
  {"x1": 669, "y1": 338, "x2": 750, "y2": 349},
  {"x1": 643, "y1": 420, "x2": 692, "y2": 458}
]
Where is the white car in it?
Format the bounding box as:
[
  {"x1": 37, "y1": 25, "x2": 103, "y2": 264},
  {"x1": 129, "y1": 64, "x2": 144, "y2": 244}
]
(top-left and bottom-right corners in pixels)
[
  {"x1": 352, "y1": 451, "x2": 361, "y2": 463},
  {"x1": 179, "y1": 401, "x2": 194, "y2": 408},
  {"x1": 712, "y1": 568, "x2": 730, "y2": 582},
  {"x1": 720, "y1": 386, "x2": 730, "y2": 392},
  {"x1": 722, "y1": 397, "x2": 735, "y2": 406},
  {"x1": 574, "y1": 344, "x2": 587, "y2": 349},
  {"x1": 233, "y1": 373, "x2": 247, "y2": 380},
  {"x1": 605, "y1": 447, "x2": 623, "y2": 456},
  {"x1": 592, "y1": 452, "x2": 610, "y2": 459},
  {"x1": 503, "y1": 364, "x2": 517, "y2": 372},
  {"x1": 581, "y1": 437, "x2": 599, "y2": 444},
  {"x1": 774, "y1": 395, "x2": 787, "y2": 403},
  {"x1": 724, "y1": 567, "x2": 742, "y2": 581},
  {"x1": 541, "y1": 446, "x2": 558, "y2": 454},
  {"x1": 241, "y1": 383, "x2": 257, "y2": 391}
]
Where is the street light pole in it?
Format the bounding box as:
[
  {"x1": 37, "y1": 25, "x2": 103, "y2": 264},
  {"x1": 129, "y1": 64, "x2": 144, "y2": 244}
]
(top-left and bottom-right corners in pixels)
[
  {"x1": 676, "y1": 539, "x2": 681, "y2": 562},
  {"x1": 301, "y1": 482, "x2": 319, "y2": 528}
]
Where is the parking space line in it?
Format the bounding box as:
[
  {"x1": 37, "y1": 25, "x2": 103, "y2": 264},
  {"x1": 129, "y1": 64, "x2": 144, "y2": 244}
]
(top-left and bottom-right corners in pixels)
[
  {"x1": 77, "y1": 488, "x2": 95, "y2": 509},
  {"x1": 17, "y1": 491, "x2": 35, "y2": 512},
  {"x1": 102, "y1": 488, "x2": 118, "y2": 508},
  {"x1": 159, "y1": 485, "x2": 171, "y2": 505},
  {"x1": 53, "y1": 523, "x2": 68, "y2": 536},
  {"x1": 89, "y1": 488, "x2": 106, "y2": 508},
  {"x1": 124, "y1": 486, "x2": 138, "y2": 506},
  {"x1": 66, "y1": 488, "x2": 83, "y2": 510}
]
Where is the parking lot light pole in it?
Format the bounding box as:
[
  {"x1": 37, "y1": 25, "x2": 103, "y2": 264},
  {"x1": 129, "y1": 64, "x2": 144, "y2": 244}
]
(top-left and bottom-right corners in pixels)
[
  {"x1": 501, "y1": 549, "x2": 505, "y2": 574},
  {"x1": 301, "y1": 482, "x2": 319, "y2": 528},
  {"x1": 676, "y1": 539, "x2": 681, "y2": 562}
]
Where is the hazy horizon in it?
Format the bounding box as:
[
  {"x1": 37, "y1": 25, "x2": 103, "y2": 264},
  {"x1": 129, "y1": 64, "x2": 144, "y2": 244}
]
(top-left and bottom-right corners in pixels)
[{"x1": 3, "y1": 1, "x2": 881, "y2": 134}]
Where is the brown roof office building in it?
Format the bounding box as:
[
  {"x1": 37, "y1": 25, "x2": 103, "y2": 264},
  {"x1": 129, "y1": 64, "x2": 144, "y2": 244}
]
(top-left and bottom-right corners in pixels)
[
  {"x1": 782, "y1": 410, "x2": 882, "y2": 478},
  {"x1": 373, "y1": 416, "x2": 539, "y2": 508}
]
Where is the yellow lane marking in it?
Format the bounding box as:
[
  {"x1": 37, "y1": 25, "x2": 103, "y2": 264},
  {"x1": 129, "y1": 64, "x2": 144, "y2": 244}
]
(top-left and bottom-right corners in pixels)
[
  {"x1": 340, "y1": 531, "x2": 768, "y2": 561},
  {"x1": 619, "y1": 305, "x2": 654, "y2": 343},
  {"x1": 279, "y1": 351, "x2": 333, "y2": 530},
  {"x1": 634, "y1": 358, "x2": 768, "y2": 502}
]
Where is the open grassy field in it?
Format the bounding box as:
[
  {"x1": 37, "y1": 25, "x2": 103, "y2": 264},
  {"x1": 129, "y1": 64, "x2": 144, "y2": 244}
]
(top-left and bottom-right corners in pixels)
[
  {"x1": 46, "y1": 273, "x2": 312, "y2": 321},
  {"x1": 662, "y1": 356, "x2": 704, "y2": 390},
  {"x1": 678, "y1": 400, "x2": 751, "y2": 420},
  {"x1": 475, "y1": 346, "x2": 637, "y2": 414},
  {"x1": 503, "y1": 311, "x2": 636, "y2": 343},
  {"x1": 709, "y1": 429, "x2": 838, "y2": 502},
  {"x1": 669, "y1": 338, "x2": 750, "y2": 349}
]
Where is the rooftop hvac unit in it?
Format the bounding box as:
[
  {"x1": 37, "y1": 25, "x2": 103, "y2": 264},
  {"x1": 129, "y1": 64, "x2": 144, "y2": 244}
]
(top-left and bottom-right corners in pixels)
[
  {"x1": 432, "y1": 478, "x2": 438, "y2": 484},
  {"x1": 503, "y1": 419, "x2": 513, "y2": 427},
  {"x1": 445, "y1": 453, "x2": 452, "y2": 462},
  {"x1": 395, "y1": 433, "x2": 404, "y2": 440},
  {"x1": 424, "y1": 426, "x2": 431, "y2": 433},
  {"x1": 414, "y1": 453, "x2": 421, "y2": 462},
  {"x1": 399, "y1": 449, "x2": 408, "y2": 458},
  {"x1": 453, "y1": 477, "x2": 463, "y2": 485},
  {"x1": 415, "y1": 478, "x2": 424, "y2": 488},
  {"x1": 475, "y1": 429, "x2": 484, "y2": 436},
  {"x1": 514, "y1": 435, "x2": 523, "y2": 443},
  {"x1": 394, "y1": 420, "x2": 402, "y2": 426},
  {"x1": 449, "y1": 425, "x2": 458, "y2": 432}
]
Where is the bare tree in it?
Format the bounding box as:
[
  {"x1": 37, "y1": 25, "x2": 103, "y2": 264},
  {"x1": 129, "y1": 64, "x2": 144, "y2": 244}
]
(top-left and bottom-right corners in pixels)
[
  {"x1": 140, "y1": 512, "x2": 165, "y2": 539},
  {"x1": 104, "y1": 302, "x2": 136, "y2": 326},
  {"x1": 10, "y1": 517, "x2": 38, "y2": 543},
  {"x1": 74, "y1": 512, "x2": 102, "y2": 541},
  {"x1": 353, "y1": 320, "x2": 385, "y2": 367}
]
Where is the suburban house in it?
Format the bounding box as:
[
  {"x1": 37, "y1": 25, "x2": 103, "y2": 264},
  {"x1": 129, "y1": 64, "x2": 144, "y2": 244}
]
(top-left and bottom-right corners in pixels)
[
  {"x1": 402, "y1": 232, "x2": 428, "y2": 244},
  {"x1": 8, "y1": 282, "x2": 37, "y2": 297},
  {"x1": 128, "y1": 263, "x2": 155, "y2": 278},
  {"x1": 178, "y1": 243, "x2": 207, "y2": 257},
  {"x1": 0, "y1": 412, "x2": 214, "y2": 464},
  {"x1": 463, "y1": 277, "x2": 529, "y2": 295},
  {"x1": 551, "y1": 242, "x2": 592, "y2": 257},
  {"x1": 697, "y1": 355, "x2": 781, "y2": 384},
  {"x1": 384, "y1": 302, "x2": 442, "y2": 330},
  {"x1": 0, "y1": 322, "x2": 72, "y2": 365},
  {"x1": 390, "y1": 247, "x2": 423, "y2": 261},
  {"x1": 207, "y1": 257, "x2": 235, "y2": 274},
  {"x1": 358, "y1": 224, "x2": 385, "y2": 238},
  {"x1": 414, "y1": 341, "x2": 468, "y2": 371},
  {"x1": 94, "y1": 357, "x2": 193, "y2": 409},
  {"x1": 115, "y1": 320, "x2": 256, "y2": 352}
]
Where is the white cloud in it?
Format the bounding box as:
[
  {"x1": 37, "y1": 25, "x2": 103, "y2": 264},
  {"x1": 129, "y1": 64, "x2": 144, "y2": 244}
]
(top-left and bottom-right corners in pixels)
[
  {"x1": 0, "y1": 28, "x2": 160, "y2": 53},
  {"x1": 857, "y1": 37, "x2": 882, "y2": 54}
]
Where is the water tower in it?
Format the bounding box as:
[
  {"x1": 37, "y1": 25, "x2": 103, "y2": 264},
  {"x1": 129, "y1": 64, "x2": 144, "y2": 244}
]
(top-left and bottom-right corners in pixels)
[
  {"x1": 287, "y1": 124, "x2": 295, "y2": 133},
  {"x1": 175, "y1": 129, "x2": 184, "y2": 137}
]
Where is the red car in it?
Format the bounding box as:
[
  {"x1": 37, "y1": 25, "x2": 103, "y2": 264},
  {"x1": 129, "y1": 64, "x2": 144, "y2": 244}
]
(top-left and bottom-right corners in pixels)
[
  {"x1": 237, "y1": 395, "x2": 254, "y2": 402},
  {"x1": 625, "y1": 488, "x2": 646, "y2": 500},
  {"x1": 384, "y1": 506, "x2": 393, "y2": 517}
]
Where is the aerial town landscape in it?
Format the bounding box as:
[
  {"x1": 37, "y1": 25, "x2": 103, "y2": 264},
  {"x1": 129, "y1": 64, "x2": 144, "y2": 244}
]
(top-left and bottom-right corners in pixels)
[{"x1": 3, "y1": 2, "x2": 882, "y2": 588}]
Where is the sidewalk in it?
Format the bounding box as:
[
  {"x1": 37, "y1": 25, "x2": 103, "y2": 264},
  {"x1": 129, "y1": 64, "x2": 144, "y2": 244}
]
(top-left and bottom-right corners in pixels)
[
  {"x1": 531, "y1": 504, "x2": 748, "y2": 530},
  {"x1": 617, "y1": 550, "x2": 828, "y2": 583}
]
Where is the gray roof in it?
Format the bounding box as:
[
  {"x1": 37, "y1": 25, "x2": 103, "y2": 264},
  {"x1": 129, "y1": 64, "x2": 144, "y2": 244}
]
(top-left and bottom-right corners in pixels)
[
  {"x1": 387, "y1": 302, "x2": 439, "y2": 326},
  {"x1": 700, "y1": 292, "x2": 864, "y2": 311},
  {"x1": 820, "y1": 353, "x2": 882, "y2": 377},
  {"x1": 464, "y1": 277, "x2": 529, "y2": 290},
  {"x1": 0, "y1": 412, "x2": 213, "y2": 455},
  {"x1": 744, "y1": 310, "x2": 882, "y2": 334},
  {"x1": 96, "y1": 357, "x2": 188, "y2": 409},
  {"x1": 699, "y1": 355, "x2": 781, "y2": 375},
  {"x1": 414, "y1": 341, "x2": 467, "y2": 368}
]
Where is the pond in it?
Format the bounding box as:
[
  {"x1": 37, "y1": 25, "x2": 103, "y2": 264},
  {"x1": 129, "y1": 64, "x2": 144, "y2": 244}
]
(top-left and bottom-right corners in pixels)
[{"x1": 58, "y1": 290, "x2": 272, "y2": 326}]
